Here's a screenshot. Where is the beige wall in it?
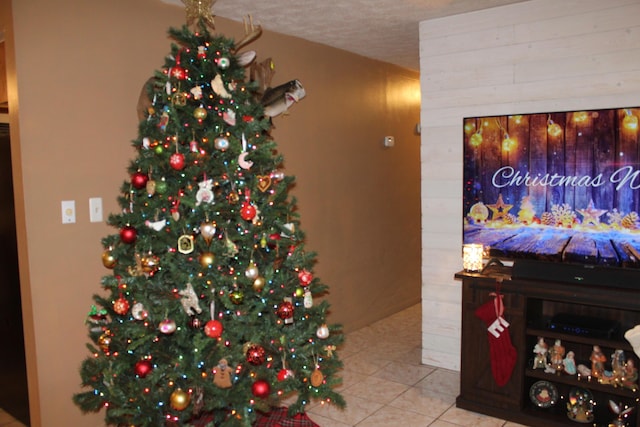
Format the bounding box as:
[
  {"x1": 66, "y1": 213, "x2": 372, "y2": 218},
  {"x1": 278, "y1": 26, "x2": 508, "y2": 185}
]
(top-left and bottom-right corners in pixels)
[
  {"x1": 420, "y1": 0, "x2": 640, "y2": 370},
  {"x1": 0, "y1": 0, "x2": 421, "y2": 425}
]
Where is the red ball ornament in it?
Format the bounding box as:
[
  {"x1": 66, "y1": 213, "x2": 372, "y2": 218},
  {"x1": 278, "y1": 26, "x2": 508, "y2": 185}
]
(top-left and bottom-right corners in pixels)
[
  {"x1": 246, "y1": 344, "x2": 266, "y2": 365},
  {"x1": 120, "y1": 226, "x2": 137, "y2": 244},
  {"x1": 134, "y1": 360, "x2": 153, "y2": 378},
  {"x1": 276, "y1": 301, "x2": 294, "y2": 320},
  {"x1": 298, "y1": 269, "x2": 313, "y2": 286},
  {"x1": 170, "y1": 152, "x2": 185, "y2": 170},
  {"x1": 277, "y1": 368, "x2": 293, "y2": 382},
  {"x1": 131, "y1": 171, "x2": 149, "y2": 189},
  {"x1": 252, "y1": 379, "x2": 270, "y2": 398},
  {"x1": 170, "y1": 65, "x2": 186, "y2": 80},
  {"x1": 240, "y1": 202, "x2": 256, "y2": 221},
  {"x1": 113, "y1": 297, "x2": 130, "y2": 315},
  {"x1": 204, "y1": 319, "x2": 223, "y2": 338}
]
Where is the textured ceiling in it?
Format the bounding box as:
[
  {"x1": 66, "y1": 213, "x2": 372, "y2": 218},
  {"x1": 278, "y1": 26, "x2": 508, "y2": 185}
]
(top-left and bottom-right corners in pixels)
[{"x1": 160, "y1": 0, "x2": 527, "y2": 71}]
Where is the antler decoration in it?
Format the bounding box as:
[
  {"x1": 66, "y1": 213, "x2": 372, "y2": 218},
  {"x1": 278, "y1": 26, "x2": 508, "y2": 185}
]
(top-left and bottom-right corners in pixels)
[
  {"x1": 182, "y1": 0, "x2": 216, "y2": 29},
  {"x1": 233, "y1": 15, "x2": 263, "y2": 52}
]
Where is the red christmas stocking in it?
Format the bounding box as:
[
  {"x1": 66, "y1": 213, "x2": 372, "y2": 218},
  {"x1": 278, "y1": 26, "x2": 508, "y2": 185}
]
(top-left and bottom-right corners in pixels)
[{"x1": 474, "y1": 290, "x2": 517, "y2": 387}]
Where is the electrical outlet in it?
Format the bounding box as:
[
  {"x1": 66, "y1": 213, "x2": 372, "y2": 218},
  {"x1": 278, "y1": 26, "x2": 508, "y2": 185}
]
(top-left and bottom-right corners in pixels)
[
  {"x1": 61, "y1": 200, "x2": 76, "y2": 224},
  {"x1": 89, "y1": 197, "x2": 103, "y2": 223}
]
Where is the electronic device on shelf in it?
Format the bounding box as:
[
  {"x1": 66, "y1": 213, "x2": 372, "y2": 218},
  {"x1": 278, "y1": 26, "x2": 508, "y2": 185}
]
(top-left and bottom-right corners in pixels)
[{"x1": 548, "y1": 313, "x2": 620, "y2": 339}]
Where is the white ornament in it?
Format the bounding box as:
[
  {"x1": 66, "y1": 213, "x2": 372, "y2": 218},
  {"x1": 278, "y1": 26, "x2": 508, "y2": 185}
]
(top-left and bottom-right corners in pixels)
[
  {"x1": 190, "y1": 85, "x2": 203, "y2": 100},
  {"x1": 211, "y1": 75, "x2": 232, "y2": 99},
  {"x1": 179, "y1": 283, "x2": 202, "y2": 315},
  {"x1": 131, "y1": 302, "x2": 148, "y2": 320},
  {"x1": 316, "y1": 324, "x2": 330, "y2": 339},
  {"x1": 195, "y1": 179, "x2": 214, "y2": 206},
  {"x1": 304, "y1": 290, "x2": 313, "y2": 308},
  {"x1": 145, "y1": 219, "x2": 166, "y2": 231}
]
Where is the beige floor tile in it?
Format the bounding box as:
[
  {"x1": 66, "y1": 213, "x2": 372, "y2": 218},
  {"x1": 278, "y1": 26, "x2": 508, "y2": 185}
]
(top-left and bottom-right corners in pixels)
[
  {"x1": 357, "y1": 405, "x2": 435, "y2": 427},
  {"x1": 373, "y1": 360, "x2": 435, "y2": 385},
  {"x1": 342, "y1": 375, "x2": 410, "y2": 405},
  {"x1": 308, "y1": 394, "x2": 384, "y2": 426},
  {"x1": 388, "y1": 386, "x2": 455, "y2": 418},
  {"x1": 438, "y1": 406, "x2": 505, "y2": 427},
  {"x1": 415, "y1": 368, "x2": 460, "y2": 397}
]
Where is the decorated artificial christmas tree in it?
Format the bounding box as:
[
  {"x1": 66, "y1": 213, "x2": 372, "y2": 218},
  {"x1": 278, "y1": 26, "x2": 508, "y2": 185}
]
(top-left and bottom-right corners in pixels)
[{"x1": 73, "y1": 3, "x2": 344, "y2": 426}]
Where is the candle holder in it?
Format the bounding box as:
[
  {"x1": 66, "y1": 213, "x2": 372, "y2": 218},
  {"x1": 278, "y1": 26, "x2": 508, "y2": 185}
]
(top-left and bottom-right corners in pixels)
[{"x1": 462, "y1": 243, "x2": 483, "y2": 272}]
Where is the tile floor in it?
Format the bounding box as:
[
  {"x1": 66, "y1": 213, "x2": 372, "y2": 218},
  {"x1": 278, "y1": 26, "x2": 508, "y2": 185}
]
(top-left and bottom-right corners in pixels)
[
  {"x1": 0, "y1": 304, "x2": 526, "y2": 427},
  {"x1": 304, "y1": 303, "x2": 526, "y2": 427}
]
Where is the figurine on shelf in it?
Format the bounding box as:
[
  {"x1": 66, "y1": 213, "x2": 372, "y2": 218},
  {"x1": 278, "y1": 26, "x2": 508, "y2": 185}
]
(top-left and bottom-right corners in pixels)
[
  {"x1": 622, "y1": 359, "x2": 638, "y2": 392},
  {"x1": 549, "y1": 339, "x2": 565, "y2": 372},
  {"x1": 563, "y1": 351, "x2": 577, "y2": 375},
  {"x1": 590, "y1": 345, "x2": 606, "y2": 378},
  {"x1": 611, "y1": 349, "x2": 626, "y2": 384},
  {"x1": 533, "y1": 337, "x2": 548, "y2": 369},
  {"x1": 608, "y1": 400, "x2": 634, "y2": 427}
]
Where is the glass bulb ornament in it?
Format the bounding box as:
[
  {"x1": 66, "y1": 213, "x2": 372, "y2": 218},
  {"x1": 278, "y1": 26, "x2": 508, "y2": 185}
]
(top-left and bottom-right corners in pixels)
[
  {"x1": 101, "y1": 249, "x2": 116, "y2": 269},
  {"x1": 623, "y1": 109, "x2": 638, "y2": 130},
  {"x1": 169, "y1": 388, "x2": 190, "y2": 411},
  {"x1": 120, "y1": 225, "x2": 137, "y2": 244},
  {"x1": 462, "y1": 243, "x2": 483, "y2": 272},
  {"x1": 131, "y1": 171, "x2": 149, "y2": 189},
  {"x1": 193, "y1": 106, "x2": 208, "y2": 120},
  {"x1": 547, "y1": 119, "x2": 562, "y2": 137},
  {"x1": 204, "y1": 319, "x2": 223, "y2": 338},
  {"x1": 251, "y1": 379, "x2": 270, "y2": 398},
  {"x1": 470, "y1": 130, "x2": 483, "y2": 147},
  {"x1": 502, "y1": 133, "x2": 516, "y2": 152},
  {"x1": 199, "y1": 252, "x2": 215, "y2": 268},
  {"x1": 252, "y1": 276, "x2": 266, "y2": 292},
  {"x1": 245, "y1": 261, "x2": 259, "y2": 280},
  {"x1": 158, "y1": 318, "x2": 177, "y2": 334},
  {"x1": 316, "y1": 324, "x2": 330, "y2": 339}
]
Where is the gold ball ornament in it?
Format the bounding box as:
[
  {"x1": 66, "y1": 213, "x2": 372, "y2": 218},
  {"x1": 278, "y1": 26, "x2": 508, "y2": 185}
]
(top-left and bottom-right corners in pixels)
[
  {"x1": 169, "y1": 388, "x2": 190, "y2": 411},
  {"x1": 199, "y1": 252, "x2": 216, "y2": 268},
  {"x1": 252, "y1": 276, "x2": 266, "y2": 292},
  {"x1": 194, "y1": 107, "x2": 208, "y2": 120},
  {"x1": 98, "y1": 333, "x2": 111, "y2": 353},
  {"x1": 101, "y1": 249, "x2": 117, "y2": 269}
]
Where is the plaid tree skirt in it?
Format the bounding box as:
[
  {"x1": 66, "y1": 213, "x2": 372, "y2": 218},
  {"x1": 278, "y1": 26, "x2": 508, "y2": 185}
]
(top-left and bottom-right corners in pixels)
[{"x1": 254, "y1": 407, "x2": 319, "y2": 427}]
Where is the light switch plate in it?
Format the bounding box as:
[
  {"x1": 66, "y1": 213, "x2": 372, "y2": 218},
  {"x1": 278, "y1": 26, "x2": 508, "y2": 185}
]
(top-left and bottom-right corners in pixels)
[
  {"x1": 89, "y1": 197, "x2": 103, "y2": 223},
  {"x1": 61, "y1": 200, "x2": 76, "y2": 224}
]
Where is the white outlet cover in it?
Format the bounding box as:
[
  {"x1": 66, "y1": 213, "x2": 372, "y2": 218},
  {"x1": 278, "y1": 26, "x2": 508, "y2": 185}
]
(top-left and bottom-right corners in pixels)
[{"x1": 61, "y1": 200, "x2": 76, "y2": 224}]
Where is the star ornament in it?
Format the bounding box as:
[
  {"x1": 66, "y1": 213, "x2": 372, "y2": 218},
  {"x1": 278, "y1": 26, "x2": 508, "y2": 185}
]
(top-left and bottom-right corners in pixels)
[
  {"x1": 577, "y1": 199, "x2": 607, "y2": 226},
  {"x1": 182, "y1": 0, "x2": 216, "y2": 29},
  {"x1": 487, "y1": 194, "x2": 513, "y2": 221}
]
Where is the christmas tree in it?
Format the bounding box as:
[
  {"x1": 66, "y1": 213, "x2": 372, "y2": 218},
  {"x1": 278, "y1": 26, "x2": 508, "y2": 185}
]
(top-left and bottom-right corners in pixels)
[{"x1": 73, "y1": 4, "x2": 344, "y2": 426}]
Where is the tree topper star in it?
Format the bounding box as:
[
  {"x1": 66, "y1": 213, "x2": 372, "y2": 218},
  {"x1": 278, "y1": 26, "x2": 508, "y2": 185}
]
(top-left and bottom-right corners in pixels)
[{"x1": 182, "y1": 0, "x2": 216, "y2": 29}]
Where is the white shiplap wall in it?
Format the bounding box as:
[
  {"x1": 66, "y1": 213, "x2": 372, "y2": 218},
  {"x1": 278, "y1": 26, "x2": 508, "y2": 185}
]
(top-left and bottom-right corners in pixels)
[{"x1": 419, "y1": 0, "x2": 640, "y2": 370}]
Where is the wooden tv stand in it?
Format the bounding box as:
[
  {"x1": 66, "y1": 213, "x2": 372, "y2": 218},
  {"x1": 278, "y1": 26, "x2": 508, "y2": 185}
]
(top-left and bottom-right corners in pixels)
[{"x1": 455, "y1": 268, "x2": 640, "y2": 427}]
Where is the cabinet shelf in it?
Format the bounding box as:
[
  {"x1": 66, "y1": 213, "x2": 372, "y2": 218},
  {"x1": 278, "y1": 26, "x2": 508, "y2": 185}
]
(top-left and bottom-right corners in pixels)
[
  {"x1": 526, "y1": 327, "x2": 634, "y2": 351},
  {"x1": 525, "y1": 368, "x2": 638, "y2": 399},
  {"x1": 456, "y1": 269, "x2": 640, "y2": 427}
]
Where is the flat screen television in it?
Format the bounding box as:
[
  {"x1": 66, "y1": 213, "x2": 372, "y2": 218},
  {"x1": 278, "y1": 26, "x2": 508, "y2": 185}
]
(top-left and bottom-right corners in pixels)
[{"x1": 463, "y1": 106, "x2": 640, "y2": 268}]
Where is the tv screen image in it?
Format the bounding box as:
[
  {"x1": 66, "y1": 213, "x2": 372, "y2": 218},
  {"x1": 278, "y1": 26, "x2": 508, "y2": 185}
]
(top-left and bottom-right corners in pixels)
[{"x1": 463, "y1": 107, "x2": 640, "y2": 267}]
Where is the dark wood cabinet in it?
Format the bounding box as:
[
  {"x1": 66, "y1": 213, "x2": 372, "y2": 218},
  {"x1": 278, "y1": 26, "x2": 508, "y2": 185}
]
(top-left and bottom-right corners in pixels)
[{"x1": 455, "y1": 269, "x2": 640, "y2": 427}]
